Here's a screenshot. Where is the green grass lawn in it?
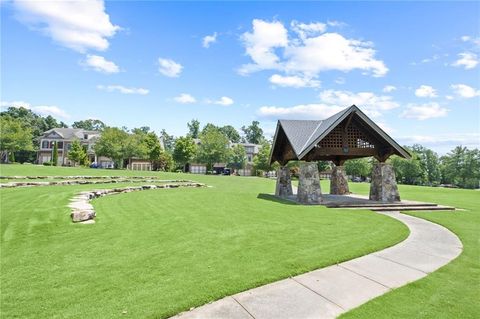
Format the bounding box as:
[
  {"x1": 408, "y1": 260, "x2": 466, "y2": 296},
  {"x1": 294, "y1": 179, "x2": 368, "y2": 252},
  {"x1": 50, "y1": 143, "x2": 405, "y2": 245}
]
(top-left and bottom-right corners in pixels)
[
  {"x1": 1, "y1": 164, "x2": 478, "y2": 318},
  {"x1": 341, "y1": 184, "x2": 480, "y2": 319},
  {"x1": 0, "y1": 165, "x2": 408, "y2": 318}
]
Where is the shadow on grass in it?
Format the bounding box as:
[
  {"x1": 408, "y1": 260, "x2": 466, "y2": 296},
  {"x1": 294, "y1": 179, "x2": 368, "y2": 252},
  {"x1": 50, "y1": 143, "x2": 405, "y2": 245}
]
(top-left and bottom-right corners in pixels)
[{"x1": 256, "y1": 193, "x2": 298, "y2": 206}]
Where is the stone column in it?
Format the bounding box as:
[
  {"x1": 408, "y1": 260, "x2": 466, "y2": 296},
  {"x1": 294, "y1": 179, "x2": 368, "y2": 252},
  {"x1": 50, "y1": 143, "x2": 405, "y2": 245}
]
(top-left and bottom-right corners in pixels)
[
  {"x1": 369, "y1": 162, "x2": 400, "y2": 202},
  {"x1": 330, "y1": 166, "x2": 350, "y2": 195},
  {"x1": 297, "y1": 162, "x2": 322, "y2": 204},
  {"x1": 275, "y1": 166, "x2": 293, "y2": 198}
]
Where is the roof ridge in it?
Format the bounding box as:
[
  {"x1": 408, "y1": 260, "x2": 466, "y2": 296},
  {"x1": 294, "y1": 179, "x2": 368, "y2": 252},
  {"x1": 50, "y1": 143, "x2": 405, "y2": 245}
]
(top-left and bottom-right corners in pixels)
[{"x1": 299, "y1": 120, "x2": 324, "y2": 154}]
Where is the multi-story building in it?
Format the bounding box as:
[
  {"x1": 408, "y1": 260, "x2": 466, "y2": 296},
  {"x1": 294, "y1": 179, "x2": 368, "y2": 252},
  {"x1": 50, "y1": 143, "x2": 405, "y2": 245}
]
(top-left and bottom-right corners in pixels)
[{"x1": 37, "y1": 128, "x2": 114, "y2": 167}]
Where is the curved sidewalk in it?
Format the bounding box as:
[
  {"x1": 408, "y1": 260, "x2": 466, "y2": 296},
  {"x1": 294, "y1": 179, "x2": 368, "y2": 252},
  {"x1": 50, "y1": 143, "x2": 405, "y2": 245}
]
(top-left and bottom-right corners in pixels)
[{"x1": 172, "y1": 211, "x2": 462, "y2": 319}]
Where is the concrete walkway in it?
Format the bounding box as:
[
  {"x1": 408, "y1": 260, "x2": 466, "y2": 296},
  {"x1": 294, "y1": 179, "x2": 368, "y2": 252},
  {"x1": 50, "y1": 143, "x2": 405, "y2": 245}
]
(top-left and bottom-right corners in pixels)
[{"x1": 172, "y1": 211, "x2": 462, "y2": 319}]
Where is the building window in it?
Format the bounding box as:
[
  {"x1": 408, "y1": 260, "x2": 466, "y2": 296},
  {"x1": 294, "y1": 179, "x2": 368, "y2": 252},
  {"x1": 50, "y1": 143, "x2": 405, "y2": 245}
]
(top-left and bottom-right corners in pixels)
[
  {"x1": 247, "y1": 155, "x2": 253, "y2": 162},
  {"x1": 245, "y1": 146, "x2": 255, "y2": 153},
  {"x1": 50, "y1": 141, "x2": 56, "y2": 148},
  {"x1": 84, "y1": 134, "x2": 88, "y2": 140},
  {"x1": 57, "y1": 142, "x2": 64, "y2": 149},
  {"x1": 66, "y1": 143, "x2": 71, "y2": 150},
  {"x1": 42, "y1": 141, "x2": 49, "y2": 149}
]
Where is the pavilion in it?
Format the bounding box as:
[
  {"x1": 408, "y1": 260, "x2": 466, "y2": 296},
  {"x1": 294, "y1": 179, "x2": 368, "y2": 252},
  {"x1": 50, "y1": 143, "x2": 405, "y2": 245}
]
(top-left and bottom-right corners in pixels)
[{"x1": 269, "y1": 105, "x2": 411, "y2": 204}]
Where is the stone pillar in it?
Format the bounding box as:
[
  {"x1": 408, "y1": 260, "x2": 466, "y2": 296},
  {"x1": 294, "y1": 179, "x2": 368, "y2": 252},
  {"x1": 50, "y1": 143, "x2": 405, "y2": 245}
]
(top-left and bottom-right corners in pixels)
[
  {"x1": 297, "y1": 162, "x2": 322, "y2": 204},
  {"x1": 330, "y1": 166, "x2": 350, "y2": 195},
  {"x1": 369, "y1": 163, "x2": 400, "y2": 202},
  {"x1": 275, "y1": 166, "x2": 293, "y2": 198}
]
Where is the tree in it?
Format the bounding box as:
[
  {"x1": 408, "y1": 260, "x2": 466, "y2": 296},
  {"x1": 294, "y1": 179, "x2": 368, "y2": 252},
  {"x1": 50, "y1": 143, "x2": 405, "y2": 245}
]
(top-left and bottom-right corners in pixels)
[
  {"x1": 241, "y1": 121, "x2": 265, "y2": 144},
  {"x1": 345, "y1": 158, "x2": 372, "y2": 179},
  {"x1": 228, "y1": 144, "x2": 247, "y2": 170},
  {"x1": 411, "y1": 144, "x2": 441, "y2": 185},
  {"x1": 441, "y1": 146, "x2": 480, "y2": 189},
  {"x1": 160, "y1": 129, "x2": 175, "y2": 153},
  {"x1": 317, "y1": 161, "x2": 330, "y2": 172},
  {"x1": 0, "y1": 106, "x2": 67, "y2": 162},
  {"x1": 157, "y1": 149, "x2": 175, "y2": 171},
  {"x1": 67, "y1": 140, "x2": 88, "y2": 166},
  {"x1": 201, "y1": 123, "x2": 220, "y2": 135},
  {"x1": 187, "y1": 119, "x2": 200, "y2": 138},
  {"x1": 197, "y1": 126, "x2": 230, "y2": 171},
  {"x1": 52, "y1": 141, "x2": 58, "y2": 166},
  {"x1": 173, "y1": 136, "x2": 197, "y2": 171},
  {"x1": 72, "y1": 119, "x2": 106, "y2": 131},
  {"x1": 0, "y1": 116, "x2": 34, "y2": 163},
  {"x1": 390, "y1": 150, "x2": 426, "y2": 185},
  {"x1": 220, "y1": 125, "x2": 241, "y2": 143},
  {"x1": 94, "y1": 127, "x2": 129, "y2": 168},
  {"x1": 253, "y1": 141, "x2": 272, "y2": 172}
]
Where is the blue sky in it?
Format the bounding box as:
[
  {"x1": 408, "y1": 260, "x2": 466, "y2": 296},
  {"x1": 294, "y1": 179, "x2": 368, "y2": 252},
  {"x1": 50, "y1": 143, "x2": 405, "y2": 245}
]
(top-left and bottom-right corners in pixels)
[{"x1": 1, "y1": 1, "x2": 479, "y2": 153}]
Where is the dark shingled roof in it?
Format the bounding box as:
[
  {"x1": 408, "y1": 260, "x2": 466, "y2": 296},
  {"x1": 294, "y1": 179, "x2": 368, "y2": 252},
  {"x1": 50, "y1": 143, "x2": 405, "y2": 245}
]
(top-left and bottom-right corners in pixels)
[{"x1": 270, "y1": 105, "x2": 410, "y2": 164}]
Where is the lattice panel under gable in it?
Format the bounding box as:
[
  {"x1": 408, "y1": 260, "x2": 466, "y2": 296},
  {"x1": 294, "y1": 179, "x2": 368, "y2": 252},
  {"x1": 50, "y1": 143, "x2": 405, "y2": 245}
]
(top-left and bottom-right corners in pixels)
[{"x1": 318, "y1": 124, "x2": 376, "y2": 149}]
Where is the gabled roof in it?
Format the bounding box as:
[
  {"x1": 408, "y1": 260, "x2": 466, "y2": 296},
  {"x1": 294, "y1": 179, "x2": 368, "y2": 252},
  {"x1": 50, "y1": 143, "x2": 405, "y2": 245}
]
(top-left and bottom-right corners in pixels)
[
  {"x1": 42, "y1": 128, "x2": 100, "y2": 140},
  {"x1": 270, "y1": 105, "x2": 411, "y2": 164}
]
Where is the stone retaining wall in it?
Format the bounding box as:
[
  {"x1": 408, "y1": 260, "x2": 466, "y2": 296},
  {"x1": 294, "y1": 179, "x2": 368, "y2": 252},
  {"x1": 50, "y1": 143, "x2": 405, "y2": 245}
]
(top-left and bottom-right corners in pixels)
[
  {"x1": 70, "y1": 182, "x2": 206, "y2": 224},
  {"x1": 0, "y1": 175, "x2": 168, "y2": 180},
  {"x1": 0, "y1": 178, "x2": 192, "y2": 188}
]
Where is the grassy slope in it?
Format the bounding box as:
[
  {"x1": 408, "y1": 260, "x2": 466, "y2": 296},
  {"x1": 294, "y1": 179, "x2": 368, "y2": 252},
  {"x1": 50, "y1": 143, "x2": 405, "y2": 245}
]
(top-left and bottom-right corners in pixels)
[
  {"x1": 342, "y1": 183, "x2": 480, "y2": 318},
  {"x1": 0, "y1": 165, "x2": 408, "y2": 319}
]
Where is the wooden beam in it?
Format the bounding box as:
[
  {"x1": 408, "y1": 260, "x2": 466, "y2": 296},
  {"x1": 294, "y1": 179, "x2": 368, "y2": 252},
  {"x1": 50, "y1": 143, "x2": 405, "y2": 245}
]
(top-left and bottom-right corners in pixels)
[
  {"x1": 311, "y1": 147, "x2": 377, "y2": 157},
  {"x1": 344, "y1": 112, "x2": 354, "y2": 132}
]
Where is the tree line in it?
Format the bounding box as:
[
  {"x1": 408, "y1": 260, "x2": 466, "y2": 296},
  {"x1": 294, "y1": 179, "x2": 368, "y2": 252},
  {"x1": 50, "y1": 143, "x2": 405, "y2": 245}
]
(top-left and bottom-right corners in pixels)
[{"x1": 1, "y1": 106, "x2": 478, "y2": 188}]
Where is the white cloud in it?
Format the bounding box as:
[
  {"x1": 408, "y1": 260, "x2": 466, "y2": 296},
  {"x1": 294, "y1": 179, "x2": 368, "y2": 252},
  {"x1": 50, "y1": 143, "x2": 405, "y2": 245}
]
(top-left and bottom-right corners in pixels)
[
  {"x1": 445, "y1": 95, "x2": 454, "y2": 100},
  {"x1": 451, "y1": 84, "x2": 480, "y2": 98},
  {"x1": 82, "y1": 54, "x2": 119, "y2": 73},
  {"x1": 257, "y1": 89, "x2": 399, "y2": 120},
  {"x1": 398, "y1": 133, "x2": 480, "y2": 153},
  {"x1": 415, "y1": 85, "x2": 437, "y2": 98},
  {"x1": 290, "y1": 20, "x2": 326, "y2": 40},
  {"x1": 269, "y1": 74, "x2": 320, "y2": 88},
  {"x1": 258, "y1": 103, "x2": 346, "y2": 120},
  {"x1": 1, "y1": 100, "x2": 70, "y2": 118},
  {"x1": 202, "y1": 32, "x2": 217, "y2": 48},
  {"x1": 318, "y1": 89, "x2": 399, "y2": 118},
  {"x1": 239, "y1": 19, "x2": 388, "y2": 79},
  {"x1": 284, "y1": 33, "x2": 388, "y2": 77},
  {"x1": 13, "y1": 0, "x2": 120, "y2": 53},
  {"x1": 238, "y1": 19, "x2": 289, "y2": 75},
  {"x1": 461, "y1": 35, "x2": 480, "y2": 46},
  {"x1": 97, "y1": 85, "x2": 149, "y2": 95},
  {"x1": 383, "y1": 85, "x2": 397, "y2": 93},
  {"x1": 0, "y1": 100, "x2": 31, "y2": 109},
  {"x1": 33, "y1": 105, "x2": 70, "y2": 119},
  {"x1": 158, "y1": 58, "x2": 183, "y2": 77},
  {"x1": 174, "y1": 93, "x2": 196, "y2": 104},
  {"x1": 452, "y1": 52, "x2": 478, "y2": 69},
  {"x1": 400, "y1": 103, "x2": 448, "y2": 120},
  {"x1": 211, "y1": 96, "x2": 234, "y2": 106},
  {"x1": 335, "y1": 77, "x2": 346, "y2": 85}
]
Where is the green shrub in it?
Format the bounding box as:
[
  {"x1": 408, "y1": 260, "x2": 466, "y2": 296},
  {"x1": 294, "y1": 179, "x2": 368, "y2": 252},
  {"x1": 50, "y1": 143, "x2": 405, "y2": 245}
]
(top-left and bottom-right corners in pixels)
[
  {"x1": 43, "y1": 161, "x2": 53, "y2": 166},
  {"x1": 256, "y1": 169, "x2": 265, "y2": 177}
]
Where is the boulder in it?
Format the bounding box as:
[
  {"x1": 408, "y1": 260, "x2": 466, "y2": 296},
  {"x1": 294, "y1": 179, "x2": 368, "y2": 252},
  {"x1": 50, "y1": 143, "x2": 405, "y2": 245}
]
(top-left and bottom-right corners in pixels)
[{"x1": 71, "y1": 210, "x2": 95, "y2": 222}]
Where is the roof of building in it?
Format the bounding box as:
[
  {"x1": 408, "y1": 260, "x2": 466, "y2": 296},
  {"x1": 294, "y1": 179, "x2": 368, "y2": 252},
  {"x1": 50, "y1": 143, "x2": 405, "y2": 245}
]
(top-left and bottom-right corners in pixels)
[
  {"x1": 41, "y1": 128, "x2": 101, "y2": 140},
  {"x1": 270, "y1": 105, "x2": 411, "y2": 165}
]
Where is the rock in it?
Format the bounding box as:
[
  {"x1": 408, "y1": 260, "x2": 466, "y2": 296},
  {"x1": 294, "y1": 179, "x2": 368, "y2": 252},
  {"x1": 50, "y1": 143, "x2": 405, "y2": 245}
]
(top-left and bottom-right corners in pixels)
[
  {"x1": 330, "y1": 166, "x2": 350, "y2": 195},
  {"x1": 369, "y1": 162, "x2": 400, "y2": 202},
  {"x1": 71, "y1": 210, "x2": 95, "y2": 222},
  {"x1": 275, "y1": 166, "x2": 293, "y2": 198},
  {"x1": 297, "y1": 162, "x2": 322, "y2": 204}
]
